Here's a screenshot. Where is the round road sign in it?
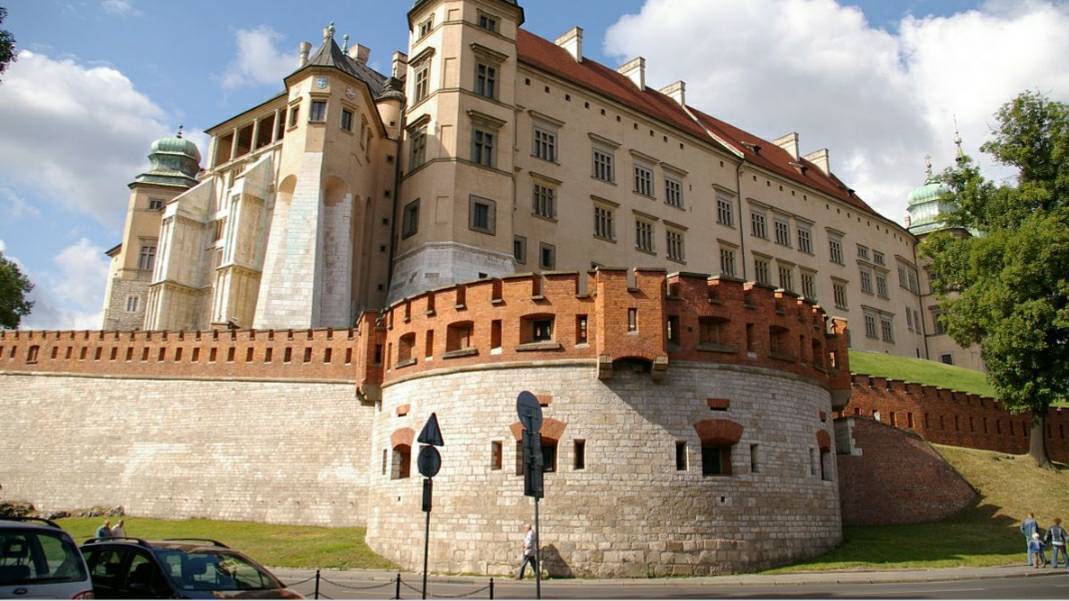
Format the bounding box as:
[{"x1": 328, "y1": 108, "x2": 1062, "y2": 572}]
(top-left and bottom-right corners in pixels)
[
  {"x1": 417, "y1": 445, "x2": 442, "y2": 478},
  {"x1": 516, "y1": 391, "x2": 543, "y2": 433}
]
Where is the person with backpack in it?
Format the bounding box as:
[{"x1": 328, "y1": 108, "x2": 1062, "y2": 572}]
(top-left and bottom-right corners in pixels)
[{"x1": 1045, "y1": 518, "x2": 1067, "y2": 568}]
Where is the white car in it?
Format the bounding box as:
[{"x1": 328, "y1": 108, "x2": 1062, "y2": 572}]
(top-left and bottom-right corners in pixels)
[{"x1": 0, "y1": 518, "x2": 93, "y2": 599}]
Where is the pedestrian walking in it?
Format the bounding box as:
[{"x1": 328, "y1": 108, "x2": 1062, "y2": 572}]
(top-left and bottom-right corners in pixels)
[
  {"x1": 1022, "y1": 513, "x2": 1039, "y2": 566},
  {"x1": 95, "y1": 519, "x2": 112, "y2": 539},
  {"x1": 1030, "y1": 532, "x2": 1048, "y2": 568},
  {"x1": 516, "y1": 523, "x2": 538, "y2": 580},
  {"x1": 1046, "y1": 518, "x2": 1067, "y2": 568},
  {"x1": 110, "y1": 519, "x2": 126, "y2": 539}
]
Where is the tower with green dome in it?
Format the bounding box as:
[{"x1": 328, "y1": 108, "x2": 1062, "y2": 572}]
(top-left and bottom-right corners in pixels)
[
  {"x1": 131, "y1": 126, "x2": 202, "y2": 189},
  {"x1": 906, "y1": 132, "x2": 969, "y2": 238}
]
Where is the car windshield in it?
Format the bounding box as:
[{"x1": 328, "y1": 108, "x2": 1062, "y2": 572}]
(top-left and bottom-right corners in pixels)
[
  {"x1": 0, "y1": 528, "x2": 87, "y2": 586},
  {"x1": 152, "y1": 548, "x2": 280, "y2": 592}
]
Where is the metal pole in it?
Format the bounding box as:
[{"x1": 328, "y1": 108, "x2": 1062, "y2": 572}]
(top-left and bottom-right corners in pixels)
[
  {"x1": 534, "y1": 497, "x2": 541, "y2": 600},
  {"x1": 489, "y1": 577, "x2": 494, "y2": 600},
  {"x1": 313, "y1": 568, "x2": 320, "y2": 600},
  {"x1": 422, "y1": 495, "x2": 431, "y2": 600},
  {"x1": 395, "y1": 573, "x2": 401, "y2": 600}
]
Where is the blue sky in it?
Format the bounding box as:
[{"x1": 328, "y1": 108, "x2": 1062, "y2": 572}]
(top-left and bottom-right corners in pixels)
[{"x1": 4, "y1": 0, "x2": 1066, "y2": 329}]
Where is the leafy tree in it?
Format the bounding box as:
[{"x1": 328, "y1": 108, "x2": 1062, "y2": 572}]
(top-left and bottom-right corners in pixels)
[
  {"x1": 0, "y1": 251, "x2": 33, "y2": 329},
  {"x1": 922, "y1": 91, "x2": 1069, "y2": 467},
  {"x1": 0, "y1": 7, "x2": 15, "y2": 81}
]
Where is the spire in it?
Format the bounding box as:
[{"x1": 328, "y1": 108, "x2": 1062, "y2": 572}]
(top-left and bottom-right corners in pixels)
[
  {"x1": 323, "y1": 22, "x2": 335, "y2": 43},
  {"x1": 176, "y1": 124, "x2": 184, "y2": 139},
  {"x1": 924, "y1": 154, "x2": 933, "y2": 181},
  {"x1": 342, "y1": 34, "x2": 350, "y2": 53},
  {"x1": 953, "y1": 116, "x2": 966, "y2": 164}
]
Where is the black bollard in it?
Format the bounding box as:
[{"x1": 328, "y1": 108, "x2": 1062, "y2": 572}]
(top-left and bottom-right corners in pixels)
[
  {"x1": 489, "y1": 576, "x2": 494, "y2": 600},
  {"x1": 313, "y1": 569, "x2": 320, "y2": 600},
  {"x1": 395, "y1": 572, "x2": 402, "y2": 600}
]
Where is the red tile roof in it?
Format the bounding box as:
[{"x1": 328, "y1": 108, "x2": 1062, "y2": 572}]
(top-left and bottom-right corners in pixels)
[{"x1": 516, "y1": 28, "x2": 879, "y2": 218}]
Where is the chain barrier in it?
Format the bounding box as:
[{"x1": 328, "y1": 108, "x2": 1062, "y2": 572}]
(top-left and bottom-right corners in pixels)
[
  {"x1": 283, "y1": 575, "x2": 316, "y2": 587},
  {"x1": 318, "y1": 576, "x2": 397, "y2": 591},
  {"x1": 429, "y1": 584, "x2": 491, "y2": 599},
  {"x1": 296, "y1": 571, "x2": 495, "y2": 599}
]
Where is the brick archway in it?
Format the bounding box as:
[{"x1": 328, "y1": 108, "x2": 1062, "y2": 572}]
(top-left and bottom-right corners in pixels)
[
  {"x1": 509, "y1": 417, "x2": 567, "y2": 442},
  {"x1": 693, "y1": 418, "x2": 744, "y2": 446},
  {"x1": 391, "y1": 427, "x2": 414, "y2": 449}
]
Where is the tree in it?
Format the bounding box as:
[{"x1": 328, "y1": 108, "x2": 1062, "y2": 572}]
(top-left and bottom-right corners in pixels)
[
  {"x1": 0, "y1": 7, "x2": 15, "y2": 81},
  {"x1": 0, "y1": 251, "x2": 33, "y2": 329},
  {"x1": 922, "y1": 91, "x2": 1069, "y2": 468}
]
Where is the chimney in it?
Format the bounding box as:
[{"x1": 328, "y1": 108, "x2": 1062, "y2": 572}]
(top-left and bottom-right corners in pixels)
[
  {"x1": 555, "y1": 26, "x2": 583, "y2": 63},
  {"x1": 617, "y1": 57, "x2": 646, "y2": 91},
  {"x1": 349, "y1": 44, "x2": 370, "y2": 65},
  {"x1": 392, "y1": 51, "x2": 409, "y2": 80},
  {"x1": 773, "y1": 132, "x2": 800, "y2": 161},
  {"x1": 659, "y1": 81, "x2": 686, "y2": 106},
  {"x1": 803, "y1": 148, "x2": 831, "y2": 175},
  {"x1": 298, "y1": 42, "x2": 312, "y2": 68}
]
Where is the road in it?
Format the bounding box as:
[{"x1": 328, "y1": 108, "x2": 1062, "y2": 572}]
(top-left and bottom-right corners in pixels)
[{"x1": 276, "y1": 569, "x2": 1069, "y2": 599}]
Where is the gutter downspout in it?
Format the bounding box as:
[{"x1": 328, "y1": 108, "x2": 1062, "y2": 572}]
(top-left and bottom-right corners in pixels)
[
  {"x1": 735, "y1": 160, "x2": 748, "y2": 280},
  {"x1": 384, "y1": 105, "x2": 406, "y2": 304},
  {"x1": 912, "y1": 238, "x2": 931, "y2": 360}
]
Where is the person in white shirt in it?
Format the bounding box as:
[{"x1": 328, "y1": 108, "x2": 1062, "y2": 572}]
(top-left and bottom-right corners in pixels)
[
  {"x1": 110, "y1": 519, "x2": 126, "y2": 538},
  {"x1": 516, "y1": 523, "x2": 538, "y2": 580}
]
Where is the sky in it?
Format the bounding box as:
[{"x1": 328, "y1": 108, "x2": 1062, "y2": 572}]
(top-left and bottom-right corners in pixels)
[{"x1": 2, "y1": 0, "x2": 1068, "y2": 330}]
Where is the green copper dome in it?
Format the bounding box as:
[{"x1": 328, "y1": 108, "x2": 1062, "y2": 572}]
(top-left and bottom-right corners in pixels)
[
  {"x1": 908, "y1": 178, "x2": 951, "y2": 207},
  {"x1": 906, "y1": 162, "x2": 958, "y2": 236},
  {"x1": 132, "y1": 128, "x2": 201, "y2": 189}
]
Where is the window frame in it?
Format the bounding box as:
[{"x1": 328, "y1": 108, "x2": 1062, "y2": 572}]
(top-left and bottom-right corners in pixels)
[
  {"x1": 633, "y1": 162, "x2": 654, "y2": 198},
  {"x1": 539, "y1": 242, "x2": 556, "y2": 270},
  {"x1": 593, "y1": 203, "x2": 616, "y2": 241},
  {"x1": 468, "y1": 195, "x2": 497, "y2": 235},
  {"x1": 513, "y1": 235, "x2": 527, "y2": 265},
  {"x1": 401, "y1": 199, "x2": 420, "y2": 239},
  {"x1": 666, "y1": 228, "x2": 685, "y2": 263},
  {"x1": 635, "y1": 218, "x2": 656, "y2": 254},
  {"x1": 592, "y1": 146, "x2": 615, "y2": 183},
  {"x1": 308, "y1": 99, "x2": 328, "y2": 123}
]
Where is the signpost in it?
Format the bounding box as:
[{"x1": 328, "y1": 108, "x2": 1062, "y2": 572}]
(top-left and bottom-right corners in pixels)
[
  {"x1": 417, "y1": 413, "x2": 444, "y2": 600},
  {"x1": 516, "y1": 391, "x2": 543, "y2": 600}
]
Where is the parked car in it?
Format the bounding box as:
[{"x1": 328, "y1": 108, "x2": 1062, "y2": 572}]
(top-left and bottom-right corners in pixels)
[
  {"x1": 0, "y1": 517, "x2": 94, "y2": 599},
  {"x1": 80, "y1": 537, "x2": 300, "y2": 599}
]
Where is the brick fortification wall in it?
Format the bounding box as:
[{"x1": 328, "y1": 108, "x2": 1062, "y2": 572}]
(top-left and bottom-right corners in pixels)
[
  {"x1": 836, "y1": 418, "x2": 977, "y2": 526},
  {"x1": 842, "y1": 375, "x2": 1069, "y2": 463}
]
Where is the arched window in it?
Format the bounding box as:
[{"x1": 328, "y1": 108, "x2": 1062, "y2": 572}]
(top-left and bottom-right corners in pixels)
[
  {"x1": 693, "y1": 419, "x2": 744, "y2": 477},
  {"x1": 510, "y1": 418, "x2": 566, "y2": 474},
  {"x1": 390, "y1": 428, "x2": 415, "y2": 480}
]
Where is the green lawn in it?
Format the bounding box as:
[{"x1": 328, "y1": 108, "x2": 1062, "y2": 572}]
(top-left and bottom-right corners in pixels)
[
  {"x1": 771, "y1": 445, "x2": 1069, "y2": 572},
  {"x1": 57, "y1": 517, "x2": 397, "y2": 571},
  {"x1": 848, "y1": 349, "x2": 995, "y2": 398}
]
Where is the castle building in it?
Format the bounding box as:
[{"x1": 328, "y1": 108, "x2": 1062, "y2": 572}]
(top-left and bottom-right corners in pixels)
[{"x1": 101, "y1": 0, "x2": 975, "y2": 368}]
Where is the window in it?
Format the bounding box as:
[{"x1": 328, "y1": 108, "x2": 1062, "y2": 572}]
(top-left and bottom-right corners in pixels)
[
  {"x1": 857, "y1": 244, "x2": 870, "y2": 261},
  {"x1": 881, "y1": 318, "x2": 894, "y2": 342},
  {"x1": 931, "y1": 307, "x2": 945, "y2": 335},
  {"x1": 418, "y1": 15, "x2": 434, "y2": 38},
  {"x1": 593, "y1": 148, "x2": 614, "y2": 182},
  {"x1": 833, "y1": 281, "x2": 848, "y2": 309},
  {"x1": 666, "y1": 229, "x2": 685, "y2": 262},
  {"x1": 675, "y1": 441, "x2": 687, "y2": 471},
  {"x1": 391, "y1": 445, "x2": 411, "y2": 480},
  {"x1": 908, "y1": 271, "x2": 919, "y2": 293},
  {"x1": 340, "y1": 108, "x2": 353, "y2": 132},
  {"x1": 542, "y1": 438, "x2": 559, "y2": 473},
  {"x1": 864, "y1": 313, "x2": 878, "y2": 339},
  {"x1": 750, "y1": 444, "x2": 759, "y2": 474},
  {"x1": 873, "y1": 250, "x2": 885, "y2": 266},
  {"x1": 754, "y1": 257, "x2": 770, "y2": 286},
  {"x1": 716, "y1": 196, "x2": 733, "y2": 227},
  {"x1": 513, "y1": 235, "x2": 527, "y2": 264},
  {"x1": 751, "y1": 211, "x2": 767, "y2": 239},
  {"x1": 491, "y1": 441, "x2": 503, "y2": 470},
  {"x1": 533, "y1": 127, "x2": 556, "y2": 162},
  {"x1": 941, "y1": 353, "x2": 954, "y2": 365},
  {"x1": 797, "y1": 226, "x2": 812, "y2": 254},
  {"x1": 531, "y1": 318, "x2": 553, "y2": 342},
  {"x1": 138, "y1": 242, "x2": 157, "y2": 271},
  {"x1": 898, "y1": 266, "x2": 908, "y2": 288},
  {"x1": 635, "y1": 219, "x2": 655, "y2": 253},
  {"x1": 475, "y1": 63, "x2": 497, "y2": 98},
  {"x1": 532, "y1": 183, "x2": 555, "y2": 219},
  {"x1": 414, "y1": 63, "x2": 430, "y2": 102},
  {"x1": 402, "y1": 199, "x2": 420, "y2": 239},
  {"x1": 472, "y1": 129, "x2": 495, "y2": 167},
  {"x1": 627, "y1": 308, "x2": 638, "y2": 332},
  {"x1": 859, "y1": 268, "x2": 873, "y2": 294},
  {"x1": 469, "y1": 196, "x2": 496, "y2": 234},
  {"x1": 594, "y1": 205, "x2": 615, "y2": 240},
  {"x1": 125, "y1": 295, "x2": 139, "y2": 313},
  {"x1": 701, "y1": 445, "x2": 728, "y2": 476},
  {"x1": 829, "y1": 235, "x2": 844, "y2": 265},
  {"x1": 699, "y1": 317, "x2": 727, "y2": 346},
  {"x1": 778, "y1": 264, "x2": 794, "y2": 292},
  {"x1": 876, "y1": 273, "x2": 889, "y2": 298},
  {"x1": 309, "y1": 100, "x2": 327, "y2": 122},
  {"x1": 409, "y1": 125, "x2": 427, "y2": 169},
  {"x1": 540, "y1": 243, "x2": 556, "y2": 270},
  {"x1": 774, "y1": 218, "x2": 791, "y2": 246},
  {"x1": 478, "y1": 12, "x2": 498, "y2": 32},
  {"x1": 573, "y1": 440, "x2": 586, "y2": 470},
  {"x1": 576, "y1": 315, "x2": 588, "y2": 344},
  {"x1": 288, "y1": 104, "x2": 300, "y2": 127},
  {"x1": 633, "y1": 163, "x2": 654, "y2": 197},
  {"x1": 665, "y1": 177, "x2": 683, "y2": 208},
  {"x1": 446, "y1": 322, "x2": 474, "y2": 352},
  {"x1": 906, "y1": 308, "x2": 914, "y2": 331},
  {"x1": 801, "y1": 272, "x2": 816, "y2": 299},
  {"x1": 719, "y1": 247, "x2": 737, "y2": 277},
  {"x1": 148, "y1": 198, "x2": 164, "y2": 210}
]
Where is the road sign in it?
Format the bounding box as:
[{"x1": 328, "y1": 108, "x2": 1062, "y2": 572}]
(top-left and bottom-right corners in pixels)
[
  {"x1": 418, "y1": 413, "x2": 445, "y2": 447},
  {"x1": 522, "y1": 432, "x2": 544, "y2": 499},
  {"x1": 417, "y1": 445, "x2": 441, "y2": 479},
  {"x1": 516, "y1": 391, "x2": 543, "y2": 434},
  {"x1": 421, "y1": 478, "x2": 433, "y2": 513}
]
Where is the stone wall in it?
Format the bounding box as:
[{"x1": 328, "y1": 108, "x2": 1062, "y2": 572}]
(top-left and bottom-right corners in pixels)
[
  {"x1": 365, "y1": 363, "x2": 841, "y2": 578},
  {"x1": 836, "y1": 417, "x2": 977, "y2": 526},
  {"x1": 842, "y1": 375, "x2": 1069, "y2": 463},
  {"x1": 0, "y1": 373, "x2": 373, "y2": 527}
]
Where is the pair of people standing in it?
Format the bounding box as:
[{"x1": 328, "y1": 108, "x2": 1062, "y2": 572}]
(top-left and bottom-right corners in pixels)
[
  {"x1": 94, "y1": 519, "x2": 127, "y2": 539},
  {"x1": 1021, "y1": 513, "x2": 1067, "y2": 568}
]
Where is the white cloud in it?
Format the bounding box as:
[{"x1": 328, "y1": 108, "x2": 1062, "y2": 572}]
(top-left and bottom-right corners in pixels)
[
  {"x1": 0, "y1": 239, "x2": 6, "y2": 254},
  {"x1": 221, "y1": 26, "x2": 294, "y2": 90},
  {"x1": 0, "y1": 188, "x2": 42, "y2": 219},
  {"x1": 0, "y1": 50, "x2": 195, "y2": 227},
  {"x1": 101, "y1": 0, "x2": 139, "y2": 17},
  {"x1": 19, "y1": 238, "x2": 109, "y2": 331},
  {"x1": 604, "y1": 0, "x2": 1069, "y2": 222}
]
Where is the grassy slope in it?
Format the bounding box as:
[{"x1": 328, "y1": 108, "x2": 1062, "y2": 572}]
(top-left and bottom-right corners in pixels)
[
  {"x1": 848, "y1": 349, "x2": 995, "y2": 398},
  {"x1": 773, "y1": 445, "x2": 1069, "y2": 572},
  {"x1": 57, "y1": 517, "x2": 396, "y2": 571}
]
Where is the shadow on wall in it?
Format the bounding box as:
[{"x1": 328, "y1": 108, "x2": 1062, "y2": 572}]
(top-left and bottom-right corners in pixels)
[{"x1": 540, "y1": 544, "x2": 573, "y2": 578}]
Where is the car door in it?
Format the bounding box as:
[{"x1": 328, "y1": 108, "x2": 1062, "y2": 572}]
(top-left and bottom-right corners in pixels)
[
  {"x1": 120, "y1": 551, "x2": 170, "y2": 599},
  {"x1": 83, "y1": 547, "x2": 130, "y2": 599}
]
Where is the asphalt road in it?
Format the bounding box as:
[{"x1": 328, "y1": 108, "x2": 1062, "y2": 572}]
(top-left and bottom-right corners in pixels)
[{"x1": 283, "y1": 570, "x2": 1069, "y2": 599}]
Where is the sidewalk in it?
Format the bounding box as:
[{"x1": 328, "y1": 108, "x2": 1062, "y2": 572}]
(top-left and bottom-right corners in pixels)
[{"x1": 271, "y1": 563, "x2": 1069, "y2": 588}]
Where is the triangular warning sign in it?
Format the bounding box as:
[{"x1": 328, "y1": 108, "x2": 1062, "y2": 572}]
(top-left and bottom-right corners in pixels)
[{"x1": 417, "y1": 412, "x2": 444, "y2": 446}]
